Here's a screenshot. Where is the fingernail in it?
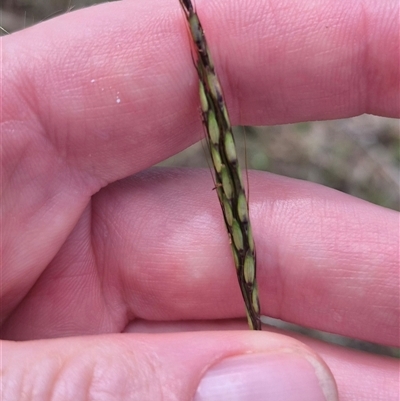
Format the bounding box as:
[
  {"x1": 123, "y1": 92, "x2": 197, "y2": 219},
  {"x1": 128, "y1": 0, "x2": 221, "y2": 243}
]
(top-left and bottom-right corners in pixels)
[{"x1": 194, "y1": 352, "x2": 338, "y2": 401}]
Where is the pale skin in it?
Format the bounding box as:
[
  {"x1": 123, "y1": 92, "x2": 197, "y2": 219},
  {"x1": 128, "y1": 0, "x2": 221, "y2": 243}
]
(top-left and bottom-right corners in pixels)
[{"x1": 1, "y1": 0, "x2": 399, "y2": 400}]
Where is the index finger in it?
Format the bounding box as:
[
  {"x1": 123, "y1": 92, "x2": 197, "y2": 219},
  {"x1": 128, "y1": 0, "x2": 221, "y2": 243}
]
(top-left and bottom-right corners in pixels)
[{"x1": 3, "y1": 0, "x2": 399, "y2": 183}]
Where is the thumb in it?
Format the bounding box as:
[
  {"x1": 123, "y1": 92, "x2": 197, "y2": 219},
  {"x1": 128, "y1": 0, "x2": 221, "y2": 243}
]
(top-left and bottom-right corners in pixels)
[{"x1": 3, "y1": 331, "x2": 338, "y2": 401}]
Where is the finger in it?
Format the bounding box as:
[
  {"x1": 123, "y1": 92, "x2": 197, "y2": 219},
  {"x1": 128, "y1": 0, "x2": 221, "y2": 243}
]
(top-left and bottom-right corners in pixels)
[
  {"x1": 2, "y1": 331, "x2": 338, "y2": 401},
  {"x1": 299, "y1": 332, "x2": 400, "y2": 401},
  {"x1": 3, "y1": 0, "x2": 398, "y2": 183},
  {"x1": 2, "y1": 0, "x2": 398, "y2": 307},
  {"x1": 129, "y1": 320, "x2": 400, "y2": 401},
  {"x1": 3, "y1": 0, "x2": 398, "y2": 327},
  {"x1": 264, "y1": 324, "x2": 400, "y2": 401},
  {"x1": 3, "y1": 170, "x2": 398, "y2": 347}
]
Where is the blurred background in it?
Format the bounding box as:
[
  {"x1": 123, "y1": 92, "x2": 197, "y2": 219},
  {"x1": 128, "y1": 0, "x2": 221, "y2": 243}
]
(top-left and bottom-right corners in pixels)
[{"x1": 2, "y1": 1, "x2": 399, "y2": 355}]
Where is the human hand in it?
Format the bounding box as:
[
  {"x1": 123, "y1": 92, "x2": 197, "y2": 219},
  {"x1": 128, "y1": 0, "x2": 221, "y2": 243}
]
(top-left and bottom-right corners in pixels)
[{"x1": 1, "y1": 0, "x2": 399, "y2": 400}]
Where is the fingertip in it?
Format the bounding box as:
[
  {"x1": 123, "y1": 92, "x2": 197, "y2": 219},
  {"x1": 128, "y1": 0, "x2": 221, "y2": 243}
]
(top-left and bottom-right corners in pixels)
[
  {"x1": 195, "y1": 351, "x2": 338, "y2": 401},
  {"x1": 3, "y1": 331, "x2": 338, "y2": 401}
]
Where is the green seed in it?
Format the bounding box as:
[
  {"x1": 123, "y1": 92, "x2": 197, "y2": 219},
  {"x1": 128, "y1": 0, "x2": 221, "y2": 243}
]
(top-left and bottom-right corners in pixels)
[
  {"x1": 230, "y1": 243, "x2": 239, "y2": 270},
  {"x1": 222, "y1": 195, "x2": 233, "y2": 226},
  {"x1": 248, "y1": 225, "x2": 255, "y2": 252},
  {"x1": 252, "y1": 284, "x2": 260, "y2": 314},
  {"x1": 237, "y1": 192, "x2": 249, "y2": 223},
  {"x1": 220, "y1": 165, "x2": 233, "y2": 199},
  {"x1": 199, "y1": 80, "x2": 209, "y2": 113},
  {"x1": 179, "y1": 0, "x2": 261, "y2": 331},
  {"x1": 207, "y1": 109, "x2": 220, "y2": 145},
  {"x1": 231, "y1": 220, "x2": 244, "y2": 250},
  {"x1": 244, "y1": 251, "x2": 255, "y2": 284},
  {"x1": 211, "y1": 145, "x2": 223, "y2": 173},
  {"x1": 224, "y1": 131, "x2": 237, "y2": 163}
]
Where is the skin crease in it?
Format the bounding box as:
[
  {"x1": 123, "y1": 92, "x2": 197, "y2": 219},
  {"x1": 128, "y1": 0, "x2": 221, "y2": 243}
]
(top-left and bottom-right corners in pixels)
[{"x1": 1, "y1": 0, "x2": 399, "y2": 400}]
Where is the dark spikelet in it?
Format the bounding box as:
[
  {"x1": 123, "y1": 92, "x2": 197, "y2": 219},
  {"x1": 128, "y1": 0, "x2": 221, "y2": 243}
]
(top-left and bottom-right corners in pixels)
[{"x1": 179, "y1": 0, "x2": 261, "y2": 330}]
